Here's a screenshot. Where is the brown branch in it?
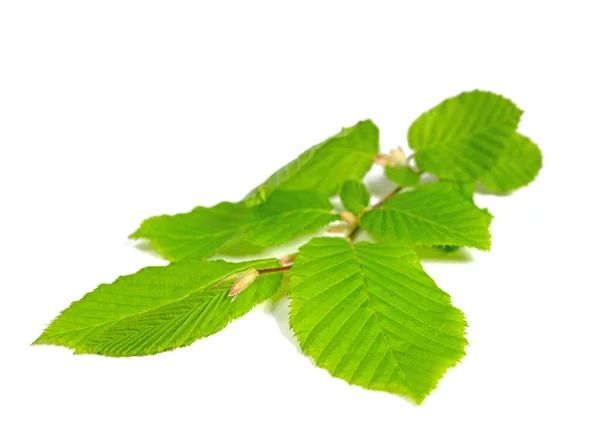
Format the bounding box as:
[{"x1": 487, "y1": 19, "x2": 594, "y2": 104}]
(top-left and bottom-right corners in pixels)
[
  {"x1": 257, "y1": 265, "x2": 293, "y2": 275},
  {"x1": 372, "y1": 186, "x2": 403, "y2": 209},
  {"x1": 347, "y1": 186, "x2": 404, "y2": 242},
  {"x1": 347, "y1": 224, "x2": 361, "y2": 242}
]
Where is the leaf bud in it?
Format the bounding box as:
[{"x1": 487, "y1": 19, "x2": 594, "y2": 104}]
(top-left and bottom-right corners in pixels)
[
  {"x1": 340, "y1": 211, "x2": 357, "y2": 225},
  {"x1": 229, "y1": 268, "x2": 259, "y2": 298},
  {"x1": 374, "y1": 153, "x2": 394, "y2": 166},
  {"x1": 327, "y1": 223, "x2": 350, "y2": 234},
  {"x1": 390, "y1": 147, "x2": 408, "y2": 167},
  {"x1": 278, "y1": 254, "x2": 297, "y2": 266}
]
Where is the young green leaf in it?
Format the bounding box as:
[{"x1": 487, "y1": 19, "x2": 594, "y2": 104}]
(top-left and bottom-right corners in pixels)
[
  {"x1": 34, "y1": 259, "x2": 282, "y2": 356},
  {"x1": 244, "y1": 120, "x2": 379, "y2": 205},
  {"x1": 384, "y1": 165, "x2": 421, "y2": 187},
  {"x1": 360, "y1": 183, "x2": 492, "y2": 250},
  {"x1": 408, "y1": 90, "x2": 522, "y2": 181},
  {"x1": 340, "y1": 180, "x2": 370, "y2": 214},
  {"x1": 130, "y1": 190, "x2": 338, "y2": 261},
  {"x1": 478, "y1": 132, "x2": 542, "y2": 193},
  {"x1": 288, "y1": 237, "x2": 467, "y2": 404}
]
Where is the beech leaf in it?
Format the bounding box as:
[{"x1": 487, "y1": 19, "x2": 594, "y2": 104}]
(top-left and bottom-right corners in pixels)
[
  {"x1": 34, "y1": 259, "x2": 282, "y2": 356},
  {"x1": 244, "y1": 120, "x2": 379, "y2": 205},
  {"x1": 408, "y1": 90, "x2": 522, "y2": 181},
  {"x1": 360, "y1": 183, "x2": 492, "y2": 250},
  {"x1": 130, "y1": 190, "x2": 338, "y2": 261},
  {"x1": 289, "y1": 237, "x2": 467, "y2": 404}
]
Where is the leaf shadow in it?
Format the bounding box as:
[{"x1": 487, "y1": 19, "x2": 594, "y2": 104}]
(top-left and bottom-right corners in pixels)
[
  {"x1": 474, "y1": 181, "x2": 511, "y2": 196},
  {"x1": 265, "y1": 275, "x2": 303, "y2": 354},
  {"x1": 131, "y1": 239, "x2": 165, "y2": 260},
  {"x1": 267, "y1": 296, "x2": 303, "y2": 353},
  {"x1": 415, "y1": 246, "x2": 474, "y2": 263}
]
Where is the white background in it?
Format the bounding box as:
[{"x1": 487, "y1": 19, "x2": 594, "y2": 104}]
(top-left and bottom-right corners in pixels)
[{"x1": 1, "y1": 1, "x2": 599, "y2": 432}]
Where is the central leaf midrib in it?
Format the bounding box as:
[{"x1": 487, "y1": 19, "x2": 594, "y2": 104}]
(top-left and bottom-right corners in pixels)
[
  {"x1": 150, "y1": 208, "x2": 334, "y2": 241},
  {"x1": 43, "y1": 261, "x2": 271, "y2": 342},
  {"x1": 347, "y1": 242, "x2": 415, "y2": 395}
]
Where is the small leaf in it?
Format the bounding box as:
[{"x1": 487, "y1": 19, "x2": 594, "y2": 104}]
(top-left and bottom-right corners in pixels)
[
  {"x1": 408, "y1": 90, "x2": 522, "y2": 181},
  {"x1": 360, "y1": 183, "x2": 492, "y2": 250},
  {"x1": 34, "y1": 259, "x2": 282, "y2": 356},
  {"x1": 384, "y1": 166, "x2": 421, "y2": 187},
  {"x1": 289, "y1": 237, "x2": 467, "y2": 404},
  {"x1": 131, "y1": 190, "x2": 338, "y2": 261},
  {"x1": 244, "y1": 120, "x2": 379, "y2": 205},
  {"x1": 478, "y1": 132, "x2": 542, "y2": 193},
  {"x1": 340, "y1": 180, "x2": 370, "y2": 214}
]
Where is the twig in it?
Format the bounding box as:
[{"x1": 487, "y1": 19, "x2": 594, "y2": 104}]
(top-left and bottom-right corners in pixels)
[
  {"x1": 372, "y1": 186, "x2": 403, "y2": 209},
  {"x1": 257, "y1": 265, "x2": 293, "y2": 275},
  {"x1": 347, "y1": 185, "x2": 405, "y2": 241}
]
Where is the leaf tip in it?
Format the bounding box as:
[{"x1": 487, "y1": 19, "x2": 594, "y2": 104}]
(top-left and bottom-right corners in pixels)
[{"x1": 30, "y1": 336, "x2": 45, "y2": 346}]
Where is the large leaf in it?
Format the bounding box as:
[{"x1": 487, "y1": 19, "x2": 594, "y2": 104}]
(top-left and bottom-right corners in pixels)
[
  {"x1": 244, "y1": 120, "x2": 379, "y2": 205},
  {"x1": 288, "y1": 237, "x2": 467, "y2": 403},
  {"x1": 34, "y1": 259, "x2": 282, "y2": 356},
  {"x1": 360, "y1": 183, "x2": 492, "y2": 250},
  {"x1": 130, "y1": 190, "x2": 338, "y2": 261},
  {"x1": 340, "y1": 180, "x2": 370, "y2": 214},
  {"x1": 478, "y1": 132, "x2": 542, "y2": 193},
  {"x1": 408, "y1": 90, "x2": 522, "y2": 181}
]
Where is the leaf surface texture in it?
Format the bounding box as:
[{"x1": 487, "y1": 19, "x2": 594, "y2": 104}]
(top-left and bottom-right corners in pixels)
[
  {"x1": 478, "y1": 132, "x2": 542, "y2": 193},
  {"x1": 131, "y1": 190, "x2": 338, "y2": 261},
  {"x1": 340, "y1": 180, "x2": 371, "y2": 214},
  {"x1": 35, "y1": 259, "x2": 282, "y2": 356},
  {"x1": 408, "y1": 90, "x2": 522, "y2": 181},
  {"x1": 289, "y1": 237, "x2": 467, "y2": 403},
  {"x1": 360, "y1": 183, "x2": 492, "y2": 250},
  {"x1": 384, "y1": 166, "x2": 421, "y2": 187},
  {"x1": 244, "y1": 120, "x2": 379, "y2": 205}
]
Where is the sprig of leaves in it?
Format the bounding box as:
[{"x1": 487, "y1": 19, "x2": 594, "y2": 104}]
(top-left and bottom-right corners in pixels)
[{"x1": 35, "y1": 90, "x2": 542, "y2": 404}]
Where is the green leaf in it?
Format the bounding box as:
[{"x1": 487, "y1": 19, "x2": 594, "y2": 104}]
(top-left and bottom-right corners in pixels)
[
  {"x1": 340, "y1": 180, "x2": 370, "y2": 214},
  {"x1": 451, "y1": 181, "x2": 476, "y2": 200},
  {"x1": 478, "y1": 132, "x2": 542, "y2": 193},
  {"x1": 436, "y1": 180, "x2": 476, "y2": 202},
  {"x1": 34, "y1": 259, "x2": 282, "y2": 356},
  {"x1": 130, "y1": 190, "x2": 338, "y2": 261},
  {"x1": 384, "y1": 165, "x2": 421, "y2": 187},
  {"x1": 288, "y1": 237, "x2": 467, "y2": 403},
  {"x1": 360, "y1": 183, "x2": 492, "y2": 250},
  {"x1": 131, "y1": 201, "x2": 250, "y2": 261},
  {"x1": 244, "y1": 120, "x2": 379, "y2": 205},
  {"x1": 408, "y1": 90, "x2": 522, "y2": 181}
]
